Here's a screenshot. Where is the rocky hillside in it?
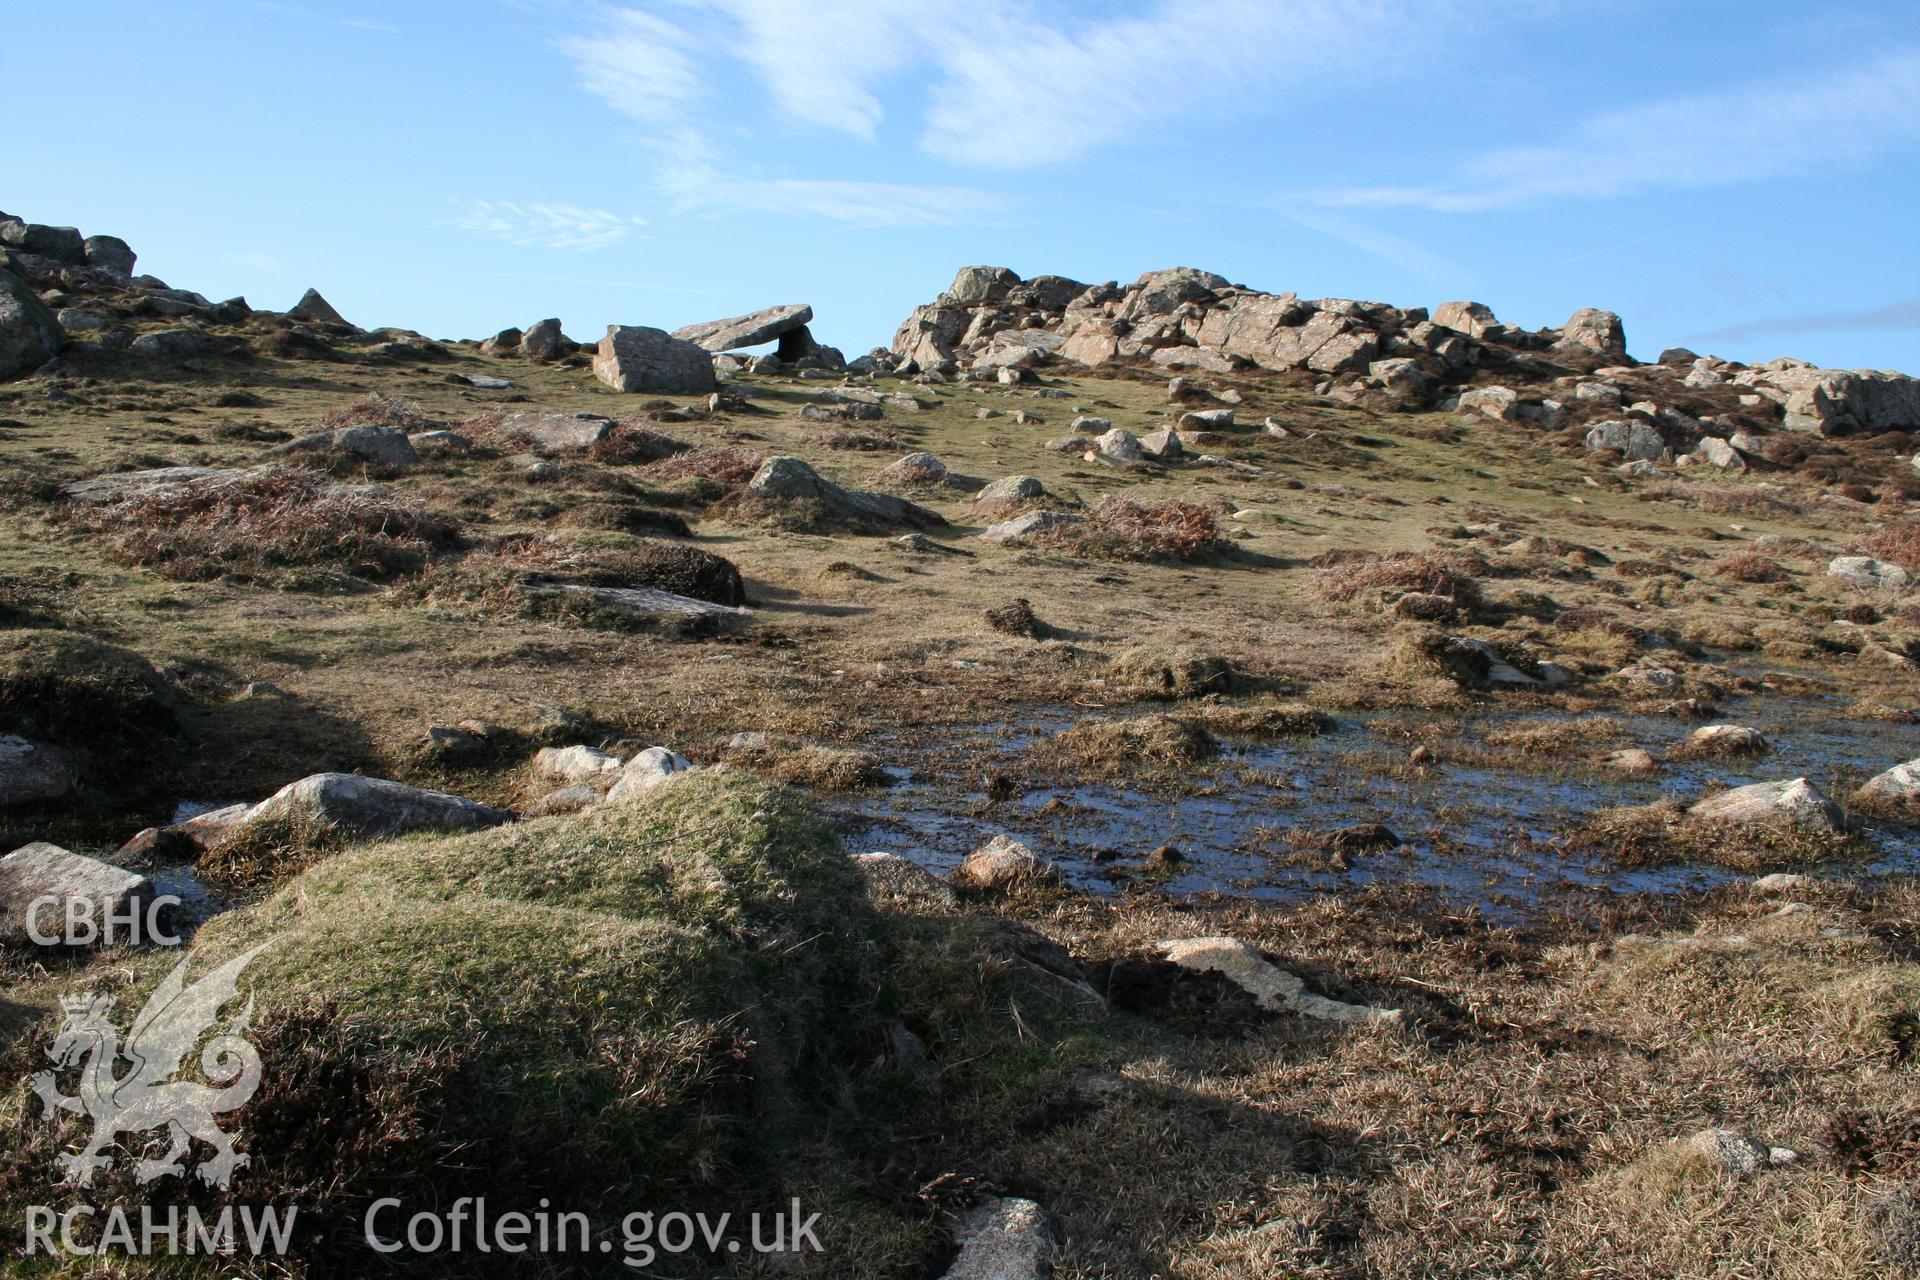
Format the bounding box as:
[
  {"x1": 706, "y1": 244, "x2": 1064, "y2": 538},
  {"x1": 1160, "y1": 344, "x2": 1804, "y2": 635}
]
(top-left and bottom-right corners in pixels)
[
  {"x1": 885, "y1": 264, "x2": 1920, "y2": 451},
  {"x1": 6, "y1": 208, "x2": 1920, "y2": 1279}
]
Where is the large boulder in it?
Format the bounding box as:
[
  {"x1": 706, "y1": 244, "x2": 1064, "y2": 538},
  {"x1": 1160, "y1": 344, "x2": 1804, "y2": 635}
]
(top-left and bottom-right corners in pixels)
[
  {"x1": 944, "y1": 266, "x2": 1020, "y2": 306},
  {"x1": 1828, "y1": 556, "x2": 1911, "y2": 591},
  {"x1": 1558, "y1": 307, "x2": 1629, "y2": 359},
  {"x1": 521, "y1": 583, "x2": 751, "y2": 633},
  {"x1": 973, "y1": 475, "x2": 1046, "y2": 511},
  {"x1": 270, "y1": 424, "x2": 418, "y2": 467},
  {"x1": 128, "y1": 327, "x2": 210, "y2": 358},
  {"x1": 1733, "y1": 362, "x2": 1920, "y2": 435},
  {"x1": 61, "y1": 465, "x2": 258, "y2": 505},
  {"x1": 83, "y1": 234, "x2": 136, "y2": 276},
  {"x1": 0, "y1": 268, "x2": 62, "y2": 378},
  {"x1": 287, "y1": 288, "x2": 349, "y2": 326},
  {"x1": 0, "y1": 221, "x2": 85, "y2": 263},
  {"x1": 1457, "y1": 386, "x2": 1521, "y2": 422},
  {"x1": 519, "y1": 317, "x2": 573, "y2": 361},
  {"x1": 593, "y1": 325, "x2": 718, "y2": 394},
  {"x1": 0, "y1": 734, "x2": 77, "y2": 806},
  {"x1": 744, "y1": 455, "x2": 944, "y2": 530},
  {"x1": 1158, "y1": 936, "x2": 1402, "y2": 1023},
  {"x1": 531, "y1": 745, "x2": 625, "y2": 785},
  {"x1": 1432, "y1": 300, "x2": 1499, "y2": 339},
  {"x1": 0, "y1": 843, "x2": 155, "y2": 947},
  {"x1": 232, "y1": 773, "x2": 513, "y2": 842},
  {"x1": 671, "y1": 303, "x2": 813, "y2": 352},
  {"x1": 1586, "y1": 419, "x2": 1666, "y2": 461}
]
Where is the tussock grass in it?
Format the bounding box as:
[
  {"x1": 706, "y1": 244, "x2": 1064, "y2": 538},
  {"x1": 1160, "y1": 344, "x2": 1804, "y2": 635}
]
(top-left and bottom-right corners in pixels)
[
  {"x1": 316, "y1": 390, "x2": 436, "y2": 434},
  {"x1": 643, "y1": 446, "x2": 764, "y2": 501},
  {"x1": 1048, "y1": 713, "x2": 1220, "y2": 776},
  {"x1": 1316, "y1": 550, "x2": 1486, "y2": 611},
  {"x1": 65, "y1": 467, "x2": 460, "y2": 586},
  {"x1": 1715, "y1": 550, "x2": 1790, "y2": 582},
  {"x1": 1109, "y1": 646, "x2": 1248, "y2": 699},
  {"x1": 1570, "y1": 799, "x2": 1865, "y2": 872},
  {"x1": 1195, "y1": 699, "x2": 1330, "y2": 739},
  {"x1": 1859, "y1": 521, "x2": 1920, "y2": 573},
  {"x1": 1040, "y1": 497, "x2": 1231, "y2": 563}
]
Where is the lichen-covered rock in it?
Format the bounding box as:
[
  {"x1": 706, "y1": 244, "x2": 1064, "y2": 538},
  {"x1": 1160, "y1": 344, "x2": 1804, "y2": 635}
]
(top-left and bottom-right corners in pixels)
[
  {"x1": 0, "y1": 843, "x2": 155, "y2": 946},
  {"x1": 744, "y1": 455, "x2": 944, "y2": 530},
  {"x1": 594, "y1": 325, "x2": 718, "y2": 395},
  {"x1": 951, "y1": 835, "x2": 1061, "y2": 893},
  {"x1": 672, "y1": 304, "x2": 813, "y2": 352},
  {"x1": 605, "y1": 746, "x2": 699, "y2": 802},
  {"x1": 941, "y1": 1197, "x2": 1054, "y2": 1280},
  {"x1": 1688, "y1": 778, "x2": 1843, "y2": 832},
  {"x1": 269, "y1": 424, "x2": 419, "y2": 467},
  {"x1": 0, "y1": 268, "x2": 64, "y2": 378},
  {"x1": 1158, "y1": 936, "x2": 1402, "y2": 1023},
  {"x1": 0, "y1": 735, "x2": 76, "y2": 806},
  {"x1": 233, "y1": 773, "x2": 513, "y2": 841}
]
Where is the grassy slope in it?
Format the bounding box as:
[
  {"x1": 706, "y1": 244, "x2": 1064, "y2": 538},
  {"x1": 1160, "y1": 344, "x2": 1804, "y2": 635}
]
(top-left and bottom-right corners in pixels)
[{"x1": 1, "y1": 327, "x2": 1918, "y2": 1276}]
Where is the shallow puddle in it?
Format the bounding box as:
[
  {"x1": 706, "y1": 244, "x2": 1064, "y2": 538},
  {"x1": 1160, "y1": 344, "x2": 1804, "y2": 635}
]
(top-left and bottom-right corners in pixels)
[{"x1": 836, "y1": 700, "x2": 1920, "y2": 923}]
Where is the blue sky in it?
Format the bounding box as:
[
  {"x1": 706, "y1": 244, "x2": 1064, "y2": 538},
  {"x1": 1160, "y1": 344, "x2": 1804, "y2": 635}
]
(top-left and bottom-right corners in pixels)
[{"x1": 9, "y1": 1, "x2": 1919, "y2": 371}]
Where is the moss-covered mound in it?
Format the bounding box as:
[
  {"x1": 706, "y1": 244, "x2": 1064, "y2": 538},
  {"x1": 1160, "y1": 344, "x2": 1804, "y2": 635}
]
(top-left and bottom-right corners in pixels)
[
  {"x1": 0, "y1": 629, "x2": 176, "y2": 756},
  {"x1": 0, "y1": 772, "x2": 1100, "y2": 1276}
]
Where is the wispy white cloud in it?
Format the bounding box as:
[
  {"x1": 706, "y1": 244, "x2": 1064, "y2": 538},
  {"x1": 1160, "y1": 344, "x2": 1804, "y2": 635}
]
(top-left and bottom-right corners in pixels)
[
  {"x1": 1278, "y1": 209, "x2": 1473, "y2": 289},
  {"x1": 1689, "y1": 298, "x2": 1920, "y2": 345},
  {"x1": 918, "y1": 0, "x2": 1426, "y2": 168},
  {"x1": 453, "y1": 200, "x2": 647, "y2": 250},
  {"x1": 1299, "y1": 47, "x2": 1920, "y2": 212},
  {"x1": 554, "y1": 0, "x2": 1475, "y2": 212}
]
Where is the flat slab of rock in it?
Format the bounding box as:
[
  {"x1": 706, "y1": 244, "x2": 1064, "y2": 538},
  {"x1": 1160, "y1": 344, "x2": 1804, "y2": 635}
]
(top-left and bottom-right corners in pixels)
[
  {"x1": 1688, "y1": 777, "x2": 1843, "y2": 832},
  {"x1": 532, "y1": 744, "x2": 625, "y2": 784},
  {"x1": 594, "y1": 325, "x2": 717, "y2": 395},
  {"x1": 1, "y1": 843, "x2": 153, "y2": 946},
  {"x1": 62, "y1": 465, "x2": 260, "y2": 505},
  {"x1": 745, "y1": 455, "x2": 944, "y2": 530},
  {"x1": 851, "y1": 852, "x2": 960, "y2": 910},
  {"x1": 490, "y1": 412, "x2": 613, "y2": 452},
  {"x1": 523, "y1": 583, "x2": 751, "y2": 632},
  {"x1": 524, "y1": 783, "x2": 603, "y2": 817},
  {"x1": 978, "y1": 510, "x2": 1083, "y2": 545},
  {"x1": 235, "y1": 773, "x2": 513, "y2": 842},
  {"x1": 0, "y1": 734, "x2": 76, "y2": 806},
  {"x1": 1158, "y1": 936, "x2": 1402, "y2": 1024},
  {"x1": 941, "y1": 1197, "x2": 1054, "y2": 1280},
  {"x1": 671, "y1": 304, "x2": 813, "y2": 352}
]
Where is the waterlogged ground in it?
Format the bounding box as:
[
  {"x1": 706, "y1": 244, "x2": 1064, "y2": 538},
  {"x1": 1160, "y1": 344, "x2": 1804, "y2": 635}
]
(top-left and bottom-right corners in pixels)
[{"x1": 837, "y1": 700, "x2": 1920, "y2": 923}]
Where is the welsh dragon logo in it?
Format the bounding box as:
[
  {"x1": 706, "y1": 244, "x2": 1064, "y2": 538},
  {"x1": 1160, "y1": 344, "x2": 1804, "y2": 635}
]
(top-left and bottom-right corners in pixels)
[{"x1": 31, "y1": 942, "x2": 271, "y2": 1189}]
